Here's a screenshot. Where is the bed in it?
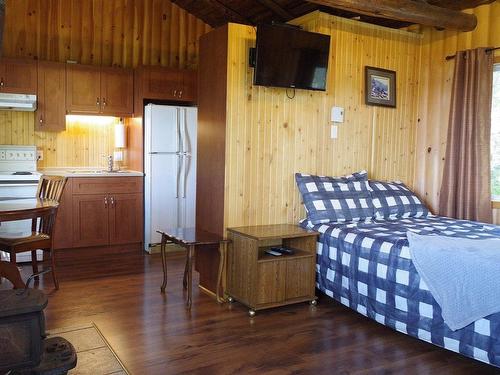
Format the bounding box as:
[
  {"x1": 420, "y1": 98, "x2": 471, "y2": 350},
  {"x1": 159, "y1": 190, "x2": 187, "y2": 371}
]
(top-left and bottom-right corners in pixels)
[{"x1": 300, "y1": 215, "x2": 500, "y2": 367}]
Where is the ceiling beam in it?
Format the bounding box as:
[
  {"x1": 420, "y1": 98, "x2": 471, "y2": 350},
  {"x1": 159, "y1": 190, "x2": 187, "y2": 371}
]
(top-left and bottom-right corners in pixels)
[
  {"x1": 205, "y1": 0, "x2": 254, "y2": 25},
  {"x1": 256, "y1": 0, "x2": 295, "y2": 20},
  {"x1": 306, "y1": 0, "x2": 477, "y2": 31},
  {"x1": 426, "y1": 0, "x2": 496, "y2": 10}
]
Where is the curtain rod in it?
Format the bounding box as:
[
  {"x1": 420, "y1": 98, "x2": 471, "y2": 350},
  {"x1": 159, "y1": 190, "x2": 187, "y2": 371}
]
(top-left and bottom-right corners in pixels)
[{"x1": 445, "y1": 46, "x2": 500, "y2": 61}]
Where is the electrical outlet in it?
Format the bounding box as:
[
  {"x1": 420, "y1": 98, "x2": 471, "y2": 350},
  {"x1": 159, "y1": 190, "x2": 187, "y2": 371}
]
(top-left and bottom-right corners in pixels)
[
  {"x1": 36, "y1": 150, "x2": 43, "y2": 161},
  {"x1": 331, "y1": 125, "x2": 338, "y2": 139}
]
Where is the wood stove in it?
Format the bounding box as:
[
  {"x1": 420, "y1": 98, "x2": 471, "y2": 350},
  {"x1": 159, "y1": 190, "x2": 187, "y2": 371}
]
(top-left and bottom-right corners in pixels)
[{"x1": 0, "y1": 288, "x2": 77, "y2": 374}]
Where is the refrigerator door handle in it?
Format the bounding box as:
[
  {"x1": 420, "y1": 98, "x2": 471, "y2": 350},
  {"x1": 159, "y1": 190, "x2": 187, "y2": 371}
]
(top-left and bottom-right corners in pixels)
[
  {"x1": 182, "y1": 108, "x2": 189, "y2": 154},
  {"x1": 176, "y1": 107, "x2": 181, "y2": 153},
  {"x1": 183, "y1": 154, "x2": 191, "y2": 199},
  {"x1": 176, "y1": 154, "x2": 182, "y2": 199}
]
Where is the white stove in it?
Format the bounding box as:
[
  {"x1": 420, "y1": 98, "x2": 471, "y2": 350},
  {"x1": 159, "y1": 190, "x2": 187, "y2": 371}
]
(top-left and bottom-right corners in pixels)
[
  {"x1": 0, "y1": 145, "x2": 43, "y2": 262},
  {"x1": 0, "y1": 145, "x2": 41, "y2": 190}
]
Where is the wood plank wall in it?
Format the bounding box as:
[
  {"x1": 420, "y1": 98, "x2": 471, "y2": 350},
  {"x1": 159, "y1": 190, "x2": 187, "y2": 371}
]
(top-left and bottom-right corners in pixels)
[
  {"x1": 0, "y1": 0, "x2": 210, "y2": 168},
  {"x1": 38, "y1": 115, "x2": 119, "y2": 168},
  {"x1": 223, "y1": 14, "x2": 422, "y2": 228},
  {"x1": 414, "y1": 2, "x2": 500, "y2": 222}
]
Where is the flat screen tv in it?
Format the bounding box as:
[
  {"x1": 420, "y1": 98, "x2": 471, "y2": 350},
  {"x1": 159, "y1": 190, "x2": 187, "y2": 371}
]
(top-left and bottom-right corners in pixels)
[{"x1": 253, "y1": 24, "x2": 331, "y2": 91}]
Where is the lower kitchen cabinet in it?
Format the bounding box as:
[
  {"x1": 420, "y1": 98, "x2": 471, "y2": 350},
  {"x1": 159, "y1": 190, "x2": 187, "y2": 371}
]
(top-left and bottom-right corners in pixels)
[
  {"x1": 108, "y1": 193, "x2": 143, "y2": 245},
  {"x1": 72, "y1": 194, "x2": 110, "y2": 248},
  {"x1": 53, "y1": 176, "x2": 143, "y2": 250}
]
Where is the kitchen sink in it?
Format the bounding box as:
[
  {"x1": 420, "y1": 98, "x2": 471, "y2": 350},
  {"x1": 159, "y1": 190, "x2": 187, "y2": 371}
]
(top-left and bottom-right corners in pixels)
[
  {"x1": 68, "y1": 170, "x2": 104, "y2": 174},
  {"x1": 67, "y1": 170, "x2": 131, "y2": 174}
]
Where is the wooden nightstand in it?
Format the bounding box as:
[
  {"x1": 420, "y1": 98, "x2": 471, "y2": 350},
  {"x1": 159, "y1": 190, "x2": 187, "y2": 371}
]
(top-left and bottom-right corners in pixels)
[{"x1": 226, "y1": 224, "x2": 319, "y2": 317}]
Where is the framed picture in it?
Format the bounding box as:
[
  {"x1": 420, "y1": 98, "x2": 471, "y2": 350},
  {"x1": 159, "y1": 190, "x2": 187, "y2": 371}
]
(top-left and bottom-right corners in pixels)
[{"x1": 365, "y1": 66, "x2": 396, "y2": 108}]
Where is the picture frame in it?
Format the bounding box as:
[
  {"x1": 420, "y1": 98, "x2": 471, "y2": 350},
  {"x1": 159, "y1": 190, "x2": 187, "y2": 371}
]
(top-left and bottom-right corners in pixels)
[{"x1": 365, "y1": 66, "x2": 396, "y2": 108}]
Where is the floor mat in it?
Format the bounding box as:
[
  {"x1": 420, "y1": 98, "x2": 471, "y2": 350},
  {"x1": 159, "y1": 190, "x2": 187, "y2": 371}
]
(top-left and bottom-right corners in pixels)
[{"x1": 47, "y1": 323, "x2": 129, "y2": 375}]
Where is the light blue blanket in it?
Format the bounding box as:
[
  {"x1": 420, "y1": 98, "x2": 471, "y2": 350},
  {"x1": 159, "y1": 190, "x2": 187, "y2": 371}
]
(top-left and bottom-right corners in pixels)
[{"x1": 407, "y1": 231, "x2": 500, "y2": 331}]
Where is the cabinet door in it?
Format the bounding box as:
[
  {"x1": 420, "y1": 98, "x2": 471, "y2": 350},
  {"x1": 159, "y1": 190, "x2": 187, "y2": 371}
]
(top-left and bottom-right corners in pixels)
[
  {"x1": 141, "y1": 66, "x2": 182, "y2": 100},
  {"x1": 256, "y1": 261, "x2": 286, "y2": 305},
  {"x1": 72, "y1": 194, "x2": 109, "y2": 247},
  {"x1": 180, "y1": 70, "x2": 197, "y2": 102},
  {"x1": 285, "y1": 257, "x2": 315, "y2": 300},
  {"x1": 66, "y1": 64, "x2": 101, "y2": 114},
  {"x1": 36, "y1": 61, "x2": 66, "y2": 131},
  {"x1": 53, "y1": 179, "x2": 73, "y2": 249},
  {"x1": 0, "y1": 58, "x2": 37, "y2": 94},
  {"x1": 108, "y1": 193, "x2": 143, "y2": 245},
  {"x1": 100, "y1": 67, "x2": 134, "y2": 116}
]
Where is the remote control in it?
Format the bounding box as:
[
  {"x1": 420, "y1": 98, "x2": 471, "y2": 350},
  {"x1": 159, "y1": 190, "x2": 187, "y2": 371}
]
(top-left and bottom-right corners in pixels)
[
  {"x1": 265, "y1": 249, "x2": 282, "y2": 256},
  {"x1": 270, "y1": 246, "x2": 294, "y2": 255},
  {"x1": 278, "y1": 247, "x2": 294, "y2": 255}
]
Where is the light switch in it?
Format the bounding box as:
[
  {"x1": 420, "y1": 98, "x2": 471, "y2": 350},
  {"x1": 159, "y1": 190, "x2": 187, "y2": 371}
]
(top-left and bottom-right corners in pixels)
[
  {"x1": 331, "y1": 125, "x2": 338, "y2": 139},
  {"x1": 331, "y1": 106, "x2": 344, "y2": 123}
]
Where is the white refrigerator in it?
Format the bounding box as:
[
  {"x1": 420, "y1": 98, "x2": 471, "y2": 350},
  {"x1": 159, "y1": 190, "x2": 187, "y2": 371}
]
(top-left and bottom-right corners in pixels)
[{"x1": 144, "y1": 104, "x2": 197, "y2": 252}]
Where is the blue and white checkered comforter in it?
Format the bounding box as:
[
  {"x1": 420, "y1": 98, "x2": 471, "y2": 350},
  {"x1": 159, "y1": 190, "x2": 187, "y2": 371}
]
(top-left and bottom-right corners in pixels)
[{"x1": 301, "y1": 215, "x2": 500, "y2": 367}]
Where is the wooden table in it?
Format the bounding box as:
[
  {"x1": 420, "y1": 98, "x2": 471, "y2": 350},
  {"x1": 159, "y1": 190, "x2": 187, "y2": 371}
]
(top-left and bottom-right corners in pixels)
[
  {"x1": 0, "y1": 198, "x2": 59, "y2": 222},
  {"x1": 157, "y1": 228, "x2": 229, "y2": 309}
]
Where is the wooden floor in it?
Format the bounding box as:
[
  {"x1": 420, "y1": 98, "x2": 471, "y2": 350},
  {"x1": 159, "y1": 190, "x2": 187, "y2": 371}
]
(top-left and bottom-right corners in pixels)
[{"x1": 3, "y1": 250, "x2": 500, "y2": 375}]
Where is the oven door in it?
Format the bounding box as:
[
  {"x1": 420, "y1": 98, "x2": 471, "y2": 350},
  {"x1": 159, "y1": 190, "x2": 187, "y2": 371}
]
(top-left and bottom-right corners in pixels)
[
  {"x1": 0, "y1": 182, "x2": 42, "y2": 262},
  {"x1": 0, "y1": 181, "x2": 39, "y2": 199}
]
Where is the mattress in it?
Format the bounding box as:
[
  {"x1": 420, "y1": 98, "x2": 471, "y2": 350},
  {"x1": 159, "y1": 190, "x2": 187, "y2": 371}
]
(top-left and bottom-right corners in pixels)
[{"x1": 301, "y1": 215, "x2": 500, "y2": 367}]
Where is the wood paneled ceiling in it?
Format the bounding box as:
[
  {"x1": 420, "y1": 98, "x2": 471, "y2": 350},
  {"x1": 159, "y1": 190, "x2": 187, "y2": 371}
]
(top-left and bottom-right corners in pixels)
[{"x1": 171, "y1": 0, "x2": 495, "y2": 30}]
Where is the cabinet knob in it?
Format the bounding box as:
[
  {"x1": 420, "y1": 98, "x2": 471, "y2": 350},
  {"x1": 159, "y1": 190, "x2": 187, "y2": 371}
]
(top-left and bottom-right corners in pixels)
[
  {"x1": 96, "y1": 97, "x2": 100, "y2": 106},
  {"x1": 178, "y1": 90, "x2": 183, "y2": 98},
  {"x1": 173, "y1": 89, "x2": 177, "y2": 97},
  {"x1": 104, "y1": 196, "x2": 108, "y2": 207},
  {"x1": 102, "y1": 98, "x2": 107, "y2": 107},
  {"x1": 110, "y1": 196, "x2": 115, "y2": 206},
  {"x1": 39, "y1": 117, "x2": 43, "y2": 125},
  {"x1": 0, "y1": 79, "x2": 4, "y2": 87}
]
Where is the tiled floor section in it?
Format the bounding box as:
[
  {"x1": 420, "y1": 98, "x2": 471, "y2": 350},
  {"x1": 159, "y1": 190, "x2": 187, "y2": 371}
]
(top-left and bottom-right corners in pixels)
[{"x1": 48, "y1": 323, "x2": 128, "y2": 375}]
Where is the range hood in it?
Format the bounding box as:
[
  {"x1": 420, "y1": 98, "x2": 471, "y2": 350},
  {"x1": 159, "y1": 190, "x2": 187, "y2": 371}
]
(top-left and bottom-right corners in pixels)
[{"x1": 0, "y1": 93, "x2": 37, "y2": 111}]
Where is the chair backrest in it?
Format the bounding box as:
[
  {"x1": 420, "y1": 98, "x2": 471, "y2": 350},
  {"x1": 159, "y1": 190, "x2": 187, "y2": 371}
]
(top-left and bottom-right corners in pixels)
[
  {"x1": 35, "y1": 206, "x2": 59, "y2": 236},
  {"x1": 36, "y1": 175, "x2": 68, "y2": 202},
  {"x1": 2, "y1": 205, "x2": 59, "y2": 237}
]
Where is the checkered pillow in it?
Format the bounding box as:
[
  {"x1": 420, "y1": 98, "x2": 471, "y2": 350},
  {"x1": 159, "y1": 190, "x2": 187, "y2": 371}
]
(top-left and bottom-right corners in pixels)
[
  {"x1": 295, "y1": 171, "x2": 374, "y2": 224},
  {"x1": 369, "y1": 180, "x2": 429, "y2": 219}
]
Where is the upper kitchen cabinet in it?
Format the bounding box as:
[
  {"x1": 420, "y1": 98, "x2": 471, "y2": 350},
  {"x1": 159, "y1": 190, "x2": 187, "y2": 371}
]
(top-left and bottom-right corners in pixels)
[
  {"x1": 66, "y1": 64, "x2": 101, "y2": 114},
  {"x1": 100, "y1": 67, "x2": 134, "y2": 116},
  {"x1": 140, "y1": 66, "x2": 183, "y2": 101},
  {"x1": 36, "y1": 61, "x2": 66, "y2": 132},
  {"x1": 181, "y1": 69, "x2": 197, "y2": 102},
  {"x1": 66, "y1": 64, "x2": 134, "y2": 116},
  {"x1": 134, "y1": 66, "x2": 197, "y2": 116},
  {"x1": 0, "y1": 58, "x2": 37, "y2": 94}
]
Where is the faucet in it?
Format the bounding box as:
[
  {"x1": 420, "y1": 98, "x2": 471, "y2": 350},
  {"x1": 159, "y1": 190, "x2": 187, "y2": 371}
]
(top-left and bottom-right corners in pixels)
[{"x1": 106, "y1": 155, "x2": 114, "y2": 172}]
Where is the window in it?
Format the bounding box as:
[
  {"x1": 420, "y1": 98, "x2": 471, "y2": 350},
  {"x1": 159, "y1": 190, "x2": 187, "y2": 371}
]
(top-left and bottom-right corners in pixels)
[{"x1": 492, "y1": 62, "x2": 500, "y2": 200}]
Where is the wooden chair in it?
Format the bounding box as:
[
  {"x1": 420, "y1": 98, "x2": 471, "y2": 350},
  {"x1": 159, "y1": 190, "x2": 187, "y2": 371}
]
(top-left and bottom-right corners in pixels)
[
  {"x1": 0, "y1": 175, "x2": 67, "y2": 289},
  {"x1": 36, "y1": 175, "x2": 68, "y2": 202},
  {"x1": 0, "y1": 206, "x2": 60, "y2": 288}
]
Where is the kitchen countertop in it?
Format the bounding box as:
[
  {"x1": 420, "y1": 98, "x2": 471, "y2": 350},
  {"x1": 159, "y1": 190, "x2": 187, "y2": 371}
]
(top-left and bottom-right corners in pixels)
[{"x1": 39, "y1": 168, "x2": 144, "y2": 177}]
